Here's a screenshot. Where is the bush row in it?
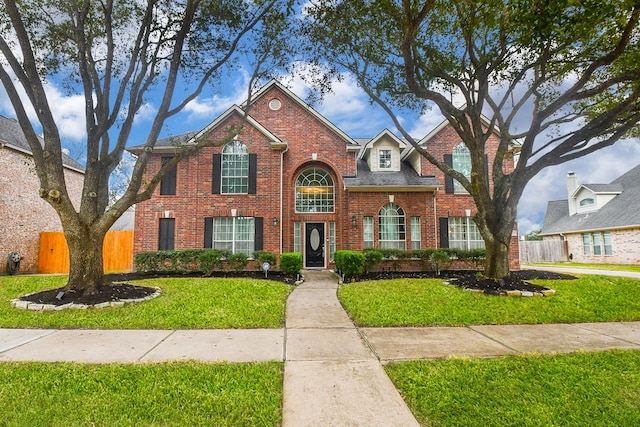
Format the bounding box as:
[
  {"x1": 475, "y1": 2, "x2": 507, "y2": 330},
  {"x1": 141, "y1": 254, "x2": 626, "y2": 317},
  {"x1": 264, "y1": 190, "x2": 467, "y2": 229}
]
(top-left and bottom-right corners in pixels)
[
  {"x1": 336, "y1": 247, "x2": 486, "y2": 280},
  {"x1": 134, "y1": 249, "x2": 278, "y2": 275}
]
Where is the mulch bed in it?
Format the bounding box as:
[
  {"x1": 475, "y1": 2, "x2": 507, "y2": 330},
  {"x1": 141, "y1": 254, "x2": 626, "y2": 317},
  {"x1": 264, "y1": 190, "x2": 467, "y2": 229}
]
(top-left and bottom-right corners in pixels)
[{"x1": 18, "y1": 269, "x2": 575, "y2": 307}]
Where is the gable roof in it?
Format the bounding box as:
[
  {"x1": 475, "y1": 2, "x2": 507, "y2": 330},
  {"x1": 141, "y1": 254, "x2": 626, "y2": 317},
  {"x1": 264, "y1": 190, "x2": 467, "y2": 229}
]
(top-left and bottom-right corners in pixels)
[
  {"x1": 541, "y1": 164, "x2": 640, "y2": 235},
  {"x1": 246, "y1": 80, "x2": 360, "y2": 152},
  {"x1": 127, "y1": 105, "x2": 286, "y2": 154},
  {"x1": 344, "y1": 159, "x2": 441, "y2": 192},
  {"x1": 358, "y1": 129, "x2": 406, "y2": 159},
  {"x1": 0, "y1": 115, "x2": 85, "y2": 172}
]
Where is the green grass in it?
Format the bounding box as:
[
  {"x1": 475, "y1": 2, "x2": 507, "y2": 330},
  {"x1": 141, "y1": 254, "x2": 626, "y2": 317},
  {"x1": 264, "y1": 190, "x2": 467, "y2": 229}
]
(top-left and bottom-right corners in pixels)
[
  {"x1": 386, "y1": 350, "x2": 640, "y2": 427},
  {"x1": 338, "y1": 275, "x2": 640, "y2": 326},
  {"x1": 0, "y1": 361, "x2": 283, "y2": 426},
  {"x1": 527, "y1": 262, "x2": 640, "y2": 273},
  {"x1": 0, "y1": 276, "x2": 291, "y2": 329}
]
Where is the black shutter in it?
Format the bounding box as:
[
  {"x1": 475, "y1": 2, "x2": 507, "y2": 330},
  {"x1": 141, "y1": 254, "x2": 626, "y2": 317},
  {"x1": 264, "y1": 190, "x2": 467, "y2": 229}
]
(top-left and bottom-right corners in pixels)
[
  {"x1": 444, "y1": 154, "x2": 453, "y2": 194},
  {"x1": 158, "y1": 218, "x2": 175, "y2": 250},
  {"x1": 204, "y1": 217, "x2": 213, "y2": 248},
  {"x1": 212, "y1": 154, "x2": 221, "y2": 194},
  {"x1": 248, "y1": 154, "x2": 257, "y2": 194},
  {"x1": 160, "y1": 157, "x2": 177, "y2": 195},
  {"x1": 254, "y1": 217, "x2": 263, "y2": 251},
  {"x1": 439, "y1": 217, "x2": 449, "y2": 249}
]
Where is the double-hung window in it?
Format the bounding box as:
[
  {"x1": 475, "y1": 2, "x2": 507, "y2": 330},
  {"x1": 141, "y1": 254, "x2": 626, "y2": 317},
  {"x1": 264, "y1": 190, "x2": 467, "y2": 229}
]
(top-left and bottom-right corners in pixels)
[
  {"x1": 379, "y1": 149, "x2": 392, "y2": 169},
  {"x1": 221, "y1": 141, "x2": 249, "y2": 194},
  {"x1": 452, "y1": 143, "x2": 471, "y2": 194},
  {"x1": 448, "y1": 216, "x2": 484, "y2": 250},
  {"x1": 206, "y1": 217, "x2": 256, "y2": 256}
]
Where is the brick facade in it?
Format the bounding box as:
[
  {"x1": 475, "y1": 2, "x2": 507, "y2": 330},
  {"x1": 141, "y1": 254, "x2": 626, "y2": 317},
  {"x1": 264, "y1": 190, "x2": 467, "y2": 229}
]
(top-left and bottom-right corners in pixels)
[
  {"x1": 0, "y1": 146, "x2": 84, "y2": 273},
  {"x1": 550, "y1": 229, "x2": 640, "y2": 265},
  {"x1": 134, "y1": 81, "x2": 520, "y2": 270}
]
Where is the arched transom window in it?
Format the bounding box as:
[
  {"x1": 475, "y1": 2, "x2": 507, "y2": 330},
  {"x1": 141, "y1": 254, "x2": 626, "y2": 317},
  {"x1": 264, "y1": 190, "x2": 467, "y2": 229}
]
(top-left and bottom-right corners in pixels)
[
  {"x1": 452, "y1": 142, "x2": 471, "y2": 193},
  {"x1": 379, "y1": 203, "x2": 406, "y2": 249},
  {"x1": 222, "y1": 140, "x2": 249, "y2": 194},
  {"x1": 295, "y1": 168, "x2": 334, "y2": 213}
]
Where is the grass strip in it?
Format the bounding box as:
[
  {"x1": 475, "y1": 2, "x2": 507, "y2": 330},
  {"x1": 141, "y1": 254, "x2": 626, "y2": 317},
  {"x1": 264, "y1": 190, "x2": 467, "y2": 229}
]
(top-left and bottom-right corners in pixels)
[
  {"x1": 385, "y1": 350, "x2": 640, "y2": 427},
  {"x1": 0, "y1": 276, "x2": 291, "y2": 329},
  {"x1": 0, "y1": 361, "x2": 283, "y2": 427},
  {"x1": 338, "y1": 275, "x2": 640, "y2": 326},
  {"x1": 527, "y1": 262, "x2": 640, "y2": 273}
]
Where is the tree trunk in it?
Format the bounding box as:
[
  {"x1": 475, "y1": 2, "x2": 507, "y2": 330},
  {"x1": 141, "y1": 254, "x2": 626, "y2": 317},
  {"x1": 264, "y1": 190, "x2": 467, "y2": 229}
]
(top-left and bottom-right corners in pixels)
[
  {"x1": 64, "y1": 226, "x2": 107, "y2": 294},
  {"x1": 483, "y1": 235, "x2": 511, "y2": 279}
]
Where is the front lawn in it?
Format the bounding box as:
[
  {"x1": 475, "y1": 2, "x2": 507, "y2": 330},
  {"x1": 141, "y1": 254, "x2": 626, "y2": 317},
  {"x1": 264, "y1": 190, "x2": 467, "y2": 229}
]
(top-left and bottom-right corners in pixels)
[
  {"x1": 0, "y1": 276, "x2": 291, "y2": 329},
  {"x1": 386, "y1": 350, "x2": 640, "y2": 427},
  {"x1": 0, "y1": 361, "x2": 283, "y2": 426},
  {"x1": 338, "y1": 275, "x2": 640, "y2": 326}
]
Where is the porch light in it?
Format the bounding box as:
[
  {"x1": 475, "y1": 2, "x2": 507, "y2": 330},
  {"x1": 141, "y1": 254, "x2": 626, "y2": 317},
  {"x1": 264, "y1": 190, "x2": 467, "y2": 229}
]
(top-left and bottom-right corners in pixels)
[
  {"x1": 351, "y1": 215, "x2": 357, "y2": 227},
  {"x1": 273, "y1": 217, "x2": 279, "y2": 226}
]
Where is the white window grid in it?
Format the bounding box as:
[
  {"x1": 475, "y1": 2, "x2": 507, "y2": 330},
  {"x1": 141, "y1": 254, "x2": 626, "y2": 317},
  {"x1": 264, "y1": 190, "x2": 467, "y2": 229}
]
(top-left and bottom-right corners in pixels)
[
  {"x1": 379, "y1": 203, "x2": 406, "y2": 250},
  {"x1": 449, "y1": 216, "x2": 484, "y2": 250},
  {"x1": 411, "y1": 216, "x2": 421, "y2": 250},
  {"x1": 379, "y1": 149, "x2": 392, "y2": 169},
  {"x1": 582, "y1": 233, "x2": 591, "y2": 256},
  {"x1": 211, "y1": 217, "x2": 254, "y2": 256},
  {"x1": 222, "y1": 140, "x2": 249, "y2": 194},
  {"x1": 452, "y1": 142, "x2": 471, "y2": 194},
  {"x1": 295, "y1": 168, "x2": 334, "y2": 213},
  {"x1": 363, "y1": 216, "x2": 374, "y2": 248}
]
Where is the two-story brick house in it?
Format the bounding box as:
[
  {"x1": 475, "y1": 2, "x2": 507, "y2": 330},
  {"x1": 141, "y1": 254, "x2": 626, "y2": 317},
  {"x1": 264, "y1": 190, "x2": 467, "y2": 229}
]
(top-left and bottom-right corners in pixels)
[{"x1": 132, "y1": 80, "x2": 519, "y2": 270}]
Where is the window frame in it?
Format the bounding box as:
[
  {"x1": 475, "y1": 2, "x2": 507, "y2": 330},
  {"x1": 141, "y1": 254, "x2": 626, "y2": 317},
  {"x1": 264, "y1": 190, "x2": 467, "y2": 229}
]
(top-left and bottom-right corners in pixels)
[
  {"x1": 379, "y1": 149, "x2": 392, "y2": 169},
  {"x1": 448, "y1": 216, "x2": 484, "y2": 250},
  {"x1": 363, "y1": 216, "x2": 374, "y2": 248},
  {"x1": 210, "y1": 217, "x2": 255, "y2": 256},
  {"x1": 158, "y1": 218, "x2": 175, "y2": 250},
  {"x1": 411, "y1": 216, "x2": 421, "y2": 250},
  {"x1": 221, "y1": 140, "x2": 249, "y2": 194},
  {"x1": 295, "y1": 167, "x2": 335, "y2": 213},
  {"x1": 378, "y1": 203, "x2": 406, "y2": 250},
  {"x1": 452, "y1": 142, "x2": 471, "y2": 194},
  {"x1": 159, "y1": 156, "x2": 177, "y2": 196},
  {"x1": 582, "y1": 233, "x2": 591, "y2": 256}
]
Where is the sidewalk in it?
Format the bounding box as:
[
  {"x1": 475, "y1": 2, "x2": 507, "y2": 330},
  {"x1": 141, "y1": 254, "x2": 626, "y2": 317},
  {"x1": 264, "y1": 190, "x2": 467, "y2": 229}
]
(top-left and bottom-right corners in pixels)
[
  {"x1": 1, "y1": 270, "x2": 640, "y2": 425},
  {"x1": 522, "y1": 264, "x2": 640, "y2": 279}
]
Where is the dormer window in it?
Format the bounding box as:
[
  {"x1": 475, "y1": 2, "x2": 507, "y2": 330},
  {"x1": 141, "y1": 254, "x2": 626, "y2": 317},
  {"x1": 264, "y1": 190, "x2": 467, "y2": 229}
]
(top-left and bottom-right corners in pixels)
[
  {"x1": 379, "y1": 149, "x2": 392, "y2": 169},
  {"x1": 579, "y1": 198, "x2": 595, "y2": 207}
]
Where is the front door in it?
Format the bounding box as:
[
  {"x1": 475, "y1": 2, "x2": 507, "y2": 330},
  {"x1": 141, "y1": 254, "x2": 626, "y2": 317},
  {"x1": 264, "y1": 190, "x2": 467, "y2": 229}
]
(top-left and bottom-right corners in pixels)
[{"x1": 305, "y1": 223, "x2": 325, "y2": 268}]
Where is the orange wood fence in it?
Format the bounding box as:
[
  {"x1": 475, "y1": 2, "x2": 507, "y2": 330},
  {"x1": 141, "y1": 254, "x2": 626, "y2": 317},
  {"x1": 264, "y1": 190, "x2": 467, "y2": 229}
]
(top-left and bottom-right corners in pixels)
[{"x1": 38, "y1": 231, "x2": 134, "y2": 274}]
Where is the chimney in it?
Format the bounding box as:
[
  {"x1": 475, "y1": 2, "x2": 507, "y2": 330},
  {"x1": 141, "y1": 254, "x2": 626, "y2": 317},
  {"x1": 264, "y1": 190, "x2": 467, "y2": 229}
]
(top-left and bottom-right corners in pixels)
[{"x1": 567, "y1": 171, "x2": 578, "y2": 216}]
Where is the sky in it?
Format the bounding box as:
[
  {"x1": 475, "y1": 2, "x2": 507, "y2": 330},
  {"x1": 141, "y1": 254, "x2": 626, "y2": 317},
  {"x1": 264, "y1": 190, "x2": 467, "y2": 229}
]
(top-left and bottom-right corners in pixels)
[{"x1": 2, "y1": 58, "x2": 639, "y2": 239}]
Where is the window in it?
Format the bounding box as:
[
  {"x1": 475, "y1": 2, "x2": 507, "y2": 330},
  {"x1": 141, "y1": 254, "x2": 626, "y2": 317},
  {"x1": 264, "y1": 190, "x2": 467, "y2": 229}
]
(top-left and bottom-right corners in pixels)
[
  {"x1": 221, "y1": 140, "x2": 249, "y2": 194},
  {"x1": 158, "y1": 218, "x2": 175, "y2": 250},
  {"x1": 364, "y1": 216, "x2": 374, "y2": 248},
  {"x1": 592, "y1": 232, "x2": 602, "y2": 255},
  {"x1": 582, "y1": 233, "x2": 591, "y2": 255},
  {"x1": 448, "y1": 217, "x2": 484, "y2": 250},
  {"x1": 379, "y1": 149, "x2": 392, "y2": 169},
  {"x1": 411, "y1": 216, "x2": 421, "y2": 250},
  {"x1": 205, "y1": 217, "x2": 256, "y2": 256},
  {"x1": 379, "y1": 203, "x2": 406, "y2": 250},
  {"x1": 160, "y1": 157, "x2": 177, "y2": 195},
  {"x1": 603, "y1": 231, "x2": 613, "y2": 255},
  {"x1": 294, "y1": 222, "x2": 302, "y2": 253},
  {"x1": 329, "y1": 222, "x2": 336, "y2": 262},
  {"x1": 295, "y1": 168, "x2": 334, "y2": 213},
  {"x1": 580, "y1": 198, "x2": 595, "y2": 207},
  {"x1": 452, "y1": 142, "x2": 471, "y2": 193}
]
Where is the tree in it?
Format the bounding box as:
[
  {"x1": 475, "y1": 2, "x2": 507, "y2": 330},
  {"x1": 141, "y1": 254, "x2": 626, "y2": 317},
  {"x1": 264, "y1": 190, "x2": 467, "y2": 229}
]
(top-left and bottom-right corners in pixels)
[
  {"x1": 303, "y1": 0, "x2": 640, "y2": 279},
  {"x1": 525, "y1": 229, "x2": 543, "y2": 241},
  {"x1": 0, "y1": 0, "x2": 294, "y2": 293}
]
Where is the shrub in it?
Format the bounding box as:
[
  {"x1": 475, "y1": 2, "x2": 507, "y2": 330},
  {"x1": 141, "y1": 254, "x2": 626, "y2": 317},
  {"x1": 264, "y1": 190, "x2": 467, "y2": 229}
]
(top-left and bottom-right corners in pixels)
[
  {"x1": 430, "y1": 250, "x2": 451, "y2": 276},
  {"x1": 280, "y1": 252, "x2": 303, "y2": 277},
  {"x1": 253, "y1": 251, "x2": 277, "y2": 270},
  {"x1": 227, "y1": 252, "x2": 249, "y2": 271},
  {"x1": 198, "y1": 249, "x2": 228, "y2": 275},
  {"x1": 362, "y1": 248, "x2": 383, "y2": 273},
  {"x1": 335, "y1": 250, "x2": 365, "y2": 279}
]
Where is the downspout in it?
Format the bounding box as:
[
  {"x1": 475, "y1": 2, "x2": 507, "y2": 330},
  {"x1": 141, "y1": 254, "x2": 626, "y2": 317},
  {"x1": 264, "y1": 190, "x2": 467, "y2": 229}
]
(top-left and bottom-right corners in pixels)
[
  {"x1": 433, "y1": 188, "x2": 438, "y2": 249},
  {"x1": 280, "y1": 145, "x2": 288, "y2": 255}
]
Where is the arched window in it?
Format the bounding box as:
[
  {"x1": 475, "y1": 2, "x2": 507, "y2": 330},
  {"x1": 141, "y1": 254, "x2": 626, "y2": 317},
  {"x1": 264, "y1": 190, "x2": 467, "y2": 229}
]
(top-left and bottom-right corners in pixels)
[
  {"x1": 221, "y1": 140, "x2": 249, "y2": 194},
  {"x1": 452, "y1": 142, "x2": 471, "y2": 193},
  {"x1": 295, "y1": 168, "x2": 334, "y2": 212},
  {"x1": 379, "y1": 203, "x2": 406, "y2": 249}
]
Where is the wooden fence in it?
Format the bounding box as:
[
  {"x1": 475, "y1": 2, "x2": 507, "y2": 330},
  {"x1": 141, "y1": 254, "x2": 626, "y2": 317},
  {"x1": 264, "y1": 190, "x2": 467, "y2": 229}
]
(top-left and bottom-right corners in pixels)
[
  {"x1": 38, "y1": 231, "x2": 134, "y2": 274},
  {"x1": 519, "y1": 240, "x2": 568, "y2": 264}
]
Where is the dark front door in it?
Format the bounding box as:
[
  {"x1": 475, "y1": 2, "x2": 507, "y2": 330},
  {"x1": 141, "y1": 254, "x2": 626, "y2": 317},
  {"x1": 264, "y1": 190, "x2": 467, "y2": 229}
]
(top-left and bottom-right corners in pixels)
[{"x1": 305, "y1": 223, "x2": 325, "y2": 268}]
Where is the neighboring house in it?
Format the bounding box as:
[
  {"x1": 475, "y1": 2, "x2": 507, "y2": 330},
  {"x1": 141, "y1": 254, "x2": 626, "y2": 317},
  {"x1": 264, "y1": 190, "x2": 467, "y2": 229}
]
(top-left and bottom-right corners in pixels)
[
  {"x1": 540, "y1": 165, "x2": 640, "y2": 264},
  {"x1": 0, "y1": 115, "x2": 84, "y2": 273},
  {"x1": 131, "y1": 80, "x2": 520, "y2": 270}
]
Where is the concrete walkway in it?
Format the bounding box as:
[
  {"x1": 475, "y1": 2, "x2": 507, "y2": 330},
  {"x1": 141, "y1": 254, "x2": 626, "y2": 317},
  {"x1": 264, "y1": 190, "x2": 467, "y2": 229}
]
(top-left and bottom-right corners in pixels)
[{"x1": 1, "y1": 269, "x2": 640, "y2": 425}]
